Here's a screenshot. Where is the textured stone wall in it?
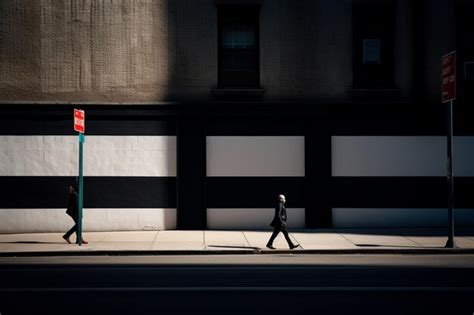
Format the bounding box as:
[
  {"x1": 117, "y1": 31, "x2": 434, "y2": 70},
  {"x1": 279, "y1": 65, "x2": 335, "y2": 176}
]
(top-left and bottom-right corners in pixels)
[
  {"x1": 1, "y1": 0, "x2": 172, "y2": 102},
  {"x1": 0, "y1": 0, "x2": 453, "y2": 103},
  {"x1": 0, "y1": 0, "x2": 42, "y2": 99},
  {"x1": 260, "y1": 0, "x2": 353, "y2": 101}
]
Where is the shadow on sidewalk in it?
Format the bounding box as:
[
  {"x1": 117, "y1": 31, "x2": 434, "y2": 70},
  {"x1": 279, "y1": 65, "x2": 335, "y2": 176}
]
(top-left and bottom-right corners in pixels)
[
  {"x1": 207, "y1": 245, "x2": 260, "y2": 250},
  {"x1": 0, "y1": 241, "x2": 65, "y2": 245},
  {"x1": 355, "y1": 244, "x2": 425, "y2": 248}
]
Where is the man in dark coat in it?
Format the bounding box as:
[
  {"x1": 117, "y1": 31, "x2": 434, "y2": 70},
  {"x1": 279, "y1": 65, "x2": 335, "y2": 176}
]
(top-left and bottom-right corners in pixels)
[
  {"x1": 266, "y1": 194, "x2": 300, "y2": 249},
  {"x1": 63, "y1": 184, "x2": 88, "y2": 244}
]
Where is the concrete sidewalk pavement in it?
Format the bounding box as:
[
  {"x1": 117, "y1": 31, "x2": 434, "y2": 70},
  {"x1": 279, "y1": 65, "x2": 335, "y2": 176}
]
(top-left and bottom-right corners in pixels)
[{"x1": 1, "y1": 229, "x2": 474, "y2": 256}]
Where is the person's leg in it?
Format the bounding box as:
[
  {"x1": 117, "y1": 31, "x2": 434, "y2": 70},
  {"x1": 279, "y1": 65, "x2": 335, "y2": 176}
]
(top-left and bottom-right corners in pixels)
[
  {"x1": 266, "y1": 228, "x2": 280, "y2": 247},
  {"x1": 63, "y1": 220, "x2": 77, "y2": 244},
  {"x1": 72, "y1": 217, "x2": 88, "y2": 244},
  {"x1": 281, "y1": 227, "x2": 296, "y2": 248}
]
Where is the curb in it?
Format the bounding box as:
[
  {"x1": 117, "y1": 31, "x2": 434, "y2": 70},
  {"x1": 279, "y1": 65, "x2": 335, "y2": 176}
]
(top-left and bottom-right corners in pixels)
[{"x1": 1, "y1": 248, "x2": 474, "y2": 257}]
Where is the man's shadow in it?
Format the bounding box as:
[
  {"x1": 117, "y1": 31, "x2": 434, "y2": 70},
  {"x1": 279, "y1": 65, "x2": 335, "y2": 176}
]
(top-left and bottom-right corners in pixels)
[{"x1": 0, "y1": 241, "x2": 66, "y2": 244}]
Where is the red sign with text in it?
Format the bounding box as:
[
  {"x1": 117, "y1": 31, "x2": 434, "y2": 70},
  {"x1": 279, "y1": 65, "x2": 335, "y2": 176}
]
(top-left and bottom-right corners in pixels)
[
  {"x1": 441, "y1": 51, "x2": 456, "y2": 103},
  {"x1": 74, "y1": 109, "x2": 85, "y2": 133}
]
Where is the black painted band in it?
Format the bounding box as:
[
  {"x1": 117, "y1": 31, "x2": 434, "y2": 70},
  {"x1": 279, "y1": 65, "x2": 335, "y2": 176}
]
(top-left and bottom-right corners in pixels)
[
  {"x1": 206, "y1": 177, "x2": 305, "y2": 208},
  {"x1": 331, "y1": 177, "x2": 474, "y2": 208},
  {"x1": 0, "y1": 177, "x2": 176, "y2": 208}
]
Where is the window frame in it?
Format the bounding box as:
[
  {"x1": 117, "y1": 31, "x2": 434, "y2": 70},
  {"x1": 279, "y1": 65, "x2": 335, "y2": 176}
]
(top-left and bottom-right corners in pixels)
[
  {"x1": 217, "y1": 5, "x2": 260, "y2": 89},
  {"x1": 352, "y1": 1, "x2": 395, "y2": 89}
]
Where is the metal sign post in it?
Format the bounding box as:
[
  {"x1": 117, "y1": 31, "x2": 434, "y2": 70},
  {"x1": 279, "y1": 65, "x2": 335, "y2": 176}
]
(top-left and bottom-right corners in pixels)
[
  {"x1": 441, "y1": 51, "x2": 456, "y2": 248},
  {"x1": 74, "y1": 109, "x2": 85, "y2": 246},
  {"x1": 77, "y1": 133, "x2": 84, "y2": 246},
  {"x1": 445, "y1": 100, "x2": 455, "y2": 248}
]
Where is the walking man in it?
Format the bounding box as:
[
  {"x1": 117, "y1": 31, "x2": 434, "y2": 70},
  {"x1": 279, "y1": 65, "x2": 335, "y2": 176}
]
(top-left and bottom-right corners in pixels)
[
  {"x1": 63, "y1": 183, "x2": 88, "y2": 244},
  {"x1": 266, "y1": 194, "x2": 300, "y2": 250}
]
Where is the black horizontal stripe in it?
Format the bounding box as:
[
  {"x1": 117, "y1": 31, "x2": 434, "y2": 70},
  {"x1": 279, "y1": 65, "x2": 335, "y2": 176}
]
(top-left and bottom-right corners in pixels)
[
  {"x1": 0, "y1": 106, "x2": 176, "y2": 135},
  {"x1": 2, "y1": 175, "x2": 474, "y2": 211},
  {"x1": 206, "y1": 177, "x2": 305, "y2": 208},
  {"x1": 2, "y1": 103, "x2": 474, "y2": 136},
  {"x1": 0, "y1": 177, "x2": 176, "y2": 208},
  {"x1": 205, "y1": 103, "x2": 474, "y2": 136},
  {"x1": 207, "y1": 117, "x2": 305, "y2": 135},
  {"x1": 331, "y1": 177, "x2": 474, "y2": 208},
  {"x1": 206, "y1": 176, "x2": 474, "y2": 209}
]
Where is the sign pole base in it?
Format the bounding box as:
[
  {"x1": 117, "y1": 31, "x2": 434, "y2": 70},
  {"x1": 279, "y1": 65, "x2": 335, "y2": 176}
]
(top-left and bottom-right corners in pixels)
[{"x1": 445, "y1": 239, "x2": 458, "y2": 249}]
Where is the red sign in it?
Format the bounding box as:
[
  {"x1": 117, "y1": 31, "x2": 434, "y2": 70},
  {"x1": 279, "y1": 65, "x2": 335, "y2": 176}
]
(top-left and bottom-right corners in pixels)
[
  {"x1": 74, "y1": 109, "x2": 85, "y2": 133},
  {"x1": 441, "y1": 51, "x2": 456, "y2": 103}
]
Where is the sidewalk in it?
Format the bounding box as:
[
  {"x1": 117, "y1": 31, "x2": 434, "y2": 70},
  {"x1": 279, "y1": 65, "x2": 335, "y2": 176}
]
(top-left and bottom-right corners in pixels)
[{"x1": 1, "y1": 229, "x2": 474, "y2": 256}]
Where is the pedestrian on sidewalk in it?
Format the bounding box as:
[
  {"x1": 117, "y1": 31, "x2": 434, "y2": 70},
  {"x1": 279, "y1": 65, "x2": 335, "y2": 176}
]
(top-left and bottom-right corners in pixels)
[
  {"x1": 266, "y1": 194, "x2": 300, "y2": 250},
  {"x1": 62, "y1": 183, "x2": 88, "y2": 244}
]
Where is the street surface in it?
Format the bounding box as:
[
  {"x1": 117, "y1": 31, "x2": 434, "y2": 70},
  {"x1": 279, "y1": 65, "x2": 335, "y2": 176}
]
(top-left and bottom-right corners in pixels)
[{"x1": 0, "y1": 255, "x2": 473, "y2": 314}]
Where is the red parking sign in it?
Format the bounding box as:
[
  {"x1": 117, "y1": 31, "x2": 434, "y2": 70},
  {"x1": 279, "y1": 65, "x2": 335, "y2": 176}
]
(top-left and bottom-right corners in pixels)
[
  {"x1": 74, "y1": 109, "x2": 85, "y2": 133},
  {"x1": 441, "y1": 51, "x2": 456, "y2": 103}
]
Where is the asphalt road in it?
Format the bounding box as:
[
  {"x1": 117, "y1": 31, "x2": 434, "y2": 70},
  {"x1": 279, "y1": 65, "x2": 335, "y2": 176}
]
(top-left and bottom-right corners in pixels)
[{"x1": 0, "y1": 255, "x2": 473, "y2": 315}]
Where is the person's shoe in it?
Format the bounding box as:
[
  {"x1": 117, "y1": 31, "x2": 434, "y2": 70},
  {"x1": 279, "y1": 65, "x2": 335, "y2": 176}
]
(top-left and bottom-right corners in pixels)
[
  {"x1": 62, "y1": 235, "x2": 72, "y2": 244},
  {"x1": 76, "y1": 240, "x2": 88, "y2": 245},
  {"x1": 290, "y1": 244, "x2": 300, "y2": 250},
  {"x1": 266, "y1": 245, "x2": 276, "y2": 249}
]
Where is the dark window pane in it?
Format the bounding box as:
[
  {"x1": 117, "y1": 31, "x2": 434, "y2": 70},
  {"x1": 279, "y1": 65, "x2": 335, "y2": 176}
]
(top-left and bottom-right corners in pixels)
[
  {"x1": 363, "y1": 39, "x2": 381, "y2": 64},
  {"x1": 353, "y1": 1, "x2": 394, "y2": 88},
  {"x1": 222, "y1": 22, "x2": 255, "y2": 49},
  {"x1": 221, "y1": 50, "x2": 257, "y2": 71},
  {"x1": 218, "y1": 7, "x2": 259, "y2": 88}
]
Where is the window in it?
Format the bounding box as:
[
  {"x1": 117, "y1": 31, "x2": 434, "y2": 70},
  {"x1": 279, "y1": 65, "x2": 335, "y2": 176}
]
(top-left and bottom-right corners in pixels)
[
  {"x1": 363, "y1": 39, "x2": 381, "y2": 64},
  {"x1": 353, "y1": 1, "x2": 395, "y2": 88},
  {"x1": 218, "y1": 6, "x2": 259, "y2": 88}
]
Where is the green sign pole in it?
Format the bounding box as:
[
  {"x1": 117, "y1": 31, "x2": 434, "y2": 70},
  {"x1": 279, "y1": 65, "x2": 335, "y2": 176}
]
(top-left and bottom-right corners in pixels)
[{"x1": 77, "y1": 133, "x2": 85, "y2": 246}]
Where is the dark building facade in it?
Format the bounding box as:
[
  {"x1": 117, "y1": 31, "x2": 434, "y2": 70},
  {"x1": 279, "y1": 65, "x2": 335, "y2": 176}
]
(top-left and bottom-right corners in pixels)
[{"x1": 0, "y1": 0, "x2": 473, "y2": 232}]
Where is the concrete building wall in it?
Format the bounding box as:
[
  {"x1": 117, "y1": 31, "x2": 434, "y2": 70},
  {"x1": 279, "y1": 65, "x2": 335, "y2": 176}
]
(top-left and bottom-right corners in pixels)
[
  {"x1": 206, "y1": 136, "x2": 305, "y2": 177},
  {"x1": 332, "y1": 208, "x2": 474, "y2": 228},
  {"x1": 260, "y1": 0, "x2": 353, "y2": 101},
  {"x1": 0, "y1": 0, "x2": 449, "y2": 103},
  {"x1": 424, "y1": 0, "x2": 457, "y2": 103},
  {"x1": 0, "y1": 1, "x2": 471, "y2": 232},
  {"x1": 1, "y1": 0, "x2": 172, "y2": 102},
  {"x1": 171, "y1": 0, "x2": 218, "y2": 100},
  {"x1": 394, "y1": 0, "x2": 415, "y2": 100},
  {"x1": 332, "y1": 136, "x2": 474, "y2": 177},
  {"x1": 207, "y1": 208, "x2": 305, "y2": 230},
  {"x1": 332, "y1": 136, "x2": 474, "y2": 228},
  {"x1": 0, "y1": 208, "x2": 177, "y2": 233},
  {"x1": 0, "y1": 135, "x2": 177, "y2": 233},
  {"x1": 206, "y1": 136, "x2": 305, "y2": 229},
  {"x1": 0, "y1": 136, "x2": 176, "y2": 176}
]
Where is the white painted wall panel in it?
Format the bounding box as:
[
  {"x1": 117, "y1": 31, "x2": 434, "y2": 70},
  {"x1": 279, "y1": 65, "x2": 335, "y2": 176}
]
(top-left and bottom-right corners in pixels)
[
  {"x1": 0, "y1": 136, "x2": 176, "y2": 176},
  {"x1": 207, "y1": 208, "x2": 305, "y2": 230},
  {"x1": 0, "y1": 208, "x2": 177, "y2": 233},
  {"x1": 332, "y1": 136, "x2": 474, "y2": 177},
  {"x1": 207, "y1": 136, "x2": 305, "y2": 176},
  {"x1": 332, "y1": 208, "x2": 474, "y2": 228}
]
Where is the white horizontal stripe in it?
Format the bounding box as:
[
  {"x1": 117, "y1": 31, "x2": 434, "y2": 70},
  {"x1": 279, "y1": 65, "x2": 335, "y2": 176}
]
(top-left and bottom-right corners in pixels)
[
  {"x1": 207, "y1": 136, "x2": 305, "y2": 177},
  {"x1": 0, "y1": 208, "x2": 177, "y2": 233},
  {"x1": 332, "y1": 136, "x2": 474, "y2": 177},
  {"x1": 0, "y1": 136, "x2": 176, "y2": 176},
  {"x1": 332, "y1": 208, "x2": 474, "y2": 228},
  {"x1": 207, "y1": 208, "x2": 305, "y2": 229}
]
